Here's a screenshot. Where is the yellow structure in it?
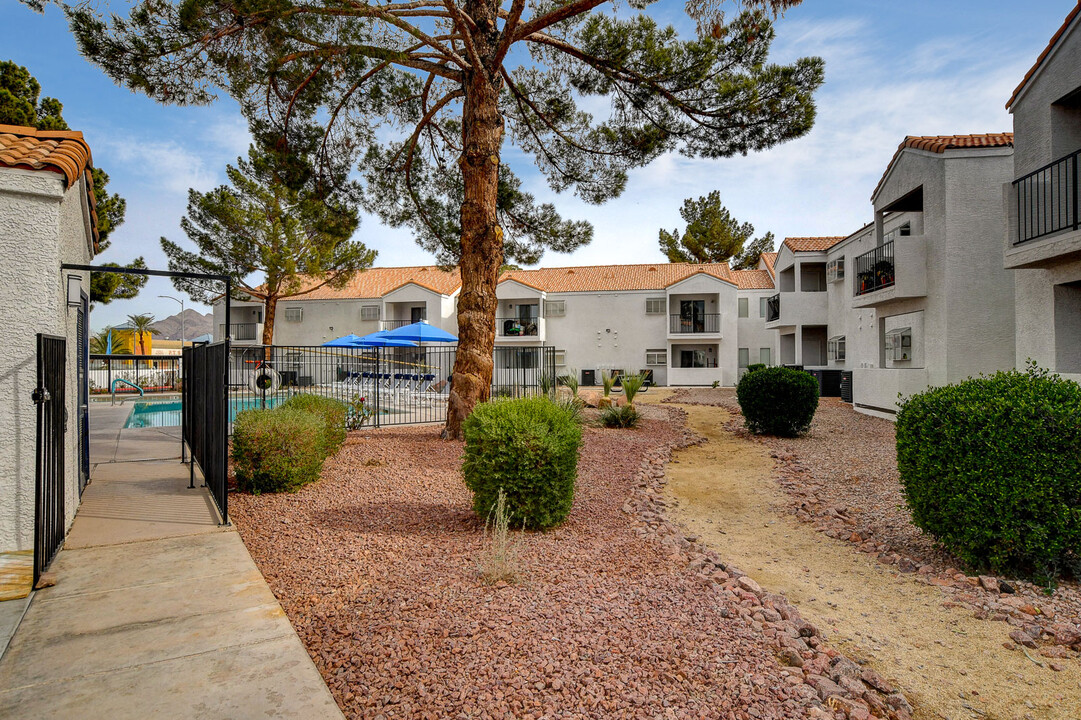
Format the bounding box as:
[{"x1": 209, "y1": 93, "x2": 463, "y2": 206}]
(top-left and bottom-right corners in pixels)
[{"x1": 111, "y1": 327, "x2": 154, "y2": 355}]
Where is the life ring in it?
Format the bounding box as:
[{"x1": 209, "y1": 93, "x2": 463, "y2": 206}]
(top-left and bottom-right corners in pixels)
[{"x1": 249, "y1": 367, "x2": 281, "y2": 394}]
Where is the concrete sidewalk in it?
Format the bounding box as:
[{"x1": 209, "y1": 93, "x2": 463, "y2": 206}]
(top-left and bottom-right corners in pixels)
[{"x1": 0, "y1": 408, "x2": 344, "y2": 719}]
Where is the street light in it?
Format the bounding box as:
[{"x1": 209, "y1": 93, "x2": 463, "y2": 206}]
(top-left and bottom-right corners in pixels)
[{"x1": 158, "y1": 295, "x2": 185, "y2": 346}]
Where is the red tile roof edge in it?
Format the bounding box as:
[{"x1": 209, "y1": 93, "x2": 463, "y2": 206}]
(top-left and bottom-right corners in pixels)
[
  {"x1": 871, "y1": 133, "x2": 1014, "y2": 202},
  {"x1": 1006, "y1": 3, "x2": 1081, "y2": 110}
]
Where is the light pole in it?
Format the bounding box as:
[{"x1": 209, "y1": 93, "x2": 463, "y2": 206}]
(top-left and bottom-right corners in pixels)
[{"x1": 158, "y1": 295, "x2": 185, "y2": 346}]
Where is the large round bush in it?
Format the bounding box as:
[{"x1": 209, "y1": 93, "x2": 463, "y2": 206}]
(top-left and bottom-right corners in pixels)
[
  {"x1": 462, "y1": 396, "x2": 582, "y2": 530},
  {"x1": 736, "y1": 366, "x2": 819, "y2": 437},
  {"x1": 896, "y1": 366, "x2": 1081, "y2": 580},
  {"x1": 232, "y1": 408, "x2": 327, "y2": 494},
  {"x1": 281, "y1": 393, "x2": 347, "y2": 454}
]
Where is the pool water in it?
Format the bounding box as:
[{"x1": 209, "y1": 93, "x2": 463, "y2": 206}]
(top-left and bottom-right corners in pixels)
[{"x1": 123, "y1": 397, "x2": 286, "y2": 428}]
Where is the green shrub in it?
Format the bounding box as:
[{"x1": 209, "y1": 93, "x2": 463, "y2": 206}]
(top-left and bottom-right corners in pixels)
[
  {"x1": 282, "y1": 394, "x2": 347, "y2": 454},
  {"x1": 232, "y1": 408, "x2": 327, "y2": 494},
  {"x1": 462, "y1": 396, "x2": 582, "y2": 530},
  {"x1": 599, "y1": 404, "x2": 641, "y2": 428},
  {"x1": 621, "y1": 372, "x2": 645, "y2": 407},
  {"x1": 736, "y1": 366, "x2": 819, "y2": 437},
  {"x1": 746, "y1": 363, "x2": 766, "y2": 374},
  {"x1": 896, "y1": 365, "x2": 1081, "y2": 581},
  {"x1": 601, "y1": 369, "x2": 616, "y2": 397}
]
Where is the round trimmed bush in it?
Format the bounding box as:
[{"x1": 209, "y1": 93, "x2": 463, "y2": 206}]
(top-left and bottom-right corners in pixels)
[
  {"x1": 896, "y1": 366, "x2": 1081, "y2": 580},
  {"x1": 232, "y1": 408, "x2": 327, "y2": 494},
  {"x1": 462, "y1": 396, "x2": 583, "y2": 530},
  {"x1": 281, "y1": 394, "x2": 347, "y2": 454},
  {"x1": 736, "y1": 366, "x2": 819, "y2": 437}
]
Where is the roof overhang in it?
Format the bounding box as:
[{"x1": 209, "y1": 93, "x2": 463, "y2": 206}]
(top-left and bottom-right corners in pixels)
[{"x1": 1006, "y1": 3, "x2": 1081, "y2": 110}]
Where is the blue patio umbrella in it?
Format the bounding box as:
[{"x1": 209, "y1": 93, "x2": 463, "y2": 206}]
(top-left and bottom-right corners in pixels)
[
  {"x1": 354, "y1": 331, "x2": 418, "y2": 348},
  {"x1": 381, "y1": 320, "x2": 458, "y2": 343},
  {"x1": 322, "y1": 333, "x2": 368, "y2": 347}
]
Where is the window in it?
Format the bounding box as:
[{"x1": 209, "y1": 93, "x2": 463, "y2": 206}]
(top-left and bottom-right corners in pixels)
[
  {"x1": 759, "y1": 347, "x2": 771, "y2": 365},
  {"x1": 738, "y1": 297, "x2": 749, "y2": 318},
  {"x1": 410, "y1": 306, "x2": 427, "y2": 323},
  {"x1": 284, "y1": 307, "x2": 303, "y2": 322},
  {"x1": 828, "y1": 335, "x2": 846, "y2": 362},
  {"x1": 254, "y1": 309, "x2": 264, "y2": 323},
  {"x1": 645, "y1": 297, "x2": 666, "y2": 315},
  {"x1": 884, "y1": 223, "x2": 912, "y2": 243},
  {"x1": 544, "y1": 300, "x2": 566, "y2": 317},
  {"x1": 738, "y1": 348, "x2": 749, "y2": 368},
  {"x1": 759, "y1": 297, "x2": 767, "y2": 318},
  {"x1": 645, "y1": 349, "x2": 667, "y2": 366},
  {"x1": 360, "y1": 305, "x2": 380, "y2": 321},
  {"x1": 827, "y1": 259, "x2": 845, "y2": 283},
  {"x1": 554, "y1": 350, "x2": 567, "y2": 366},
  {"x1": 884, "y1": 327, "x2": 912, "y2": 361}
]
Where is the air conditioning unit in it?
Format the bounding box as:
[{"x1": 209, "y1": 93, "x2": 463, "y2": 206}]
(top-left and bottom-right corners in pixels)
[{"x1": 581, "y1": 369, "x2": 596, "y2": 386}]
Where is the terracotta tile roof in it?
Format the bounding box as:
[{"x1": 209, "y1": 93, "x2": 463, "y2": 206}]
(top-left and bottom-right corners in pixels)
[
  {"x1": 1006, "y1": 2, "x2": 1081, "y2": 110},
  {"x1": 0, "y1": 124, "x2": 99, "y2": 246},
  {"x1": 783, "y1": 236, "x2": 847, "y2": 252},
  {"x1": 500, "y1": 262, "x2": 736, "y2": 292},
  {"x1": 277, "y1": 266, "x2": 462, "y2": 300},
  {"x1": 731, "y1": 269, "x2": 775, "y2": 290},
  {"x1": 760, "y1": 252, "x2": 778, "y2": 276},
  {"x1": 872, "y1": 133, "x2": 1014, "y2": 202}
]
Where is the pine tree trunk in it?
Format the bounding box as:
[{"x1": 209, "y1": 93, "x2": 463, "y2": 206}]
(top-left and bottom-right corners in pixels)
[
  {"x1": 444, "y1": 0, "x2": 504, "y2": 440},
  {"x1": 262, "y1": 295, "x2": 277, "y2": 346}
]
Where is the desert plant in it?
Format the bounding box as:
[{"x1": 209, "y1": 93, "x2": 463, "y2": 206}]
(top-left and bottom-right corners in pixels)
[
  {"x1": 599, "y1": 404, "x2": 641, "y2": 428},
  {"x1": 736, "y1": 366, "x2": 819, "y2": 437},
  {"x1": 555, "y1": 396, "x2": 585, "y2": 424},
  {"x1": 896, "y1": 365, "x2": 1081, "y2": 582},
  {"x1": 232, "y1": 408, "x2": 327, "y2": 494},
  {"x1": 600, "y1": 369, "x2": 616, "y2": 397},
  {"x1": 462, "y1": 396, "x2": 582, "y2": 530},
  {"x1": 557, "y1": 370, "x2": 580, "y2": 399},
  {"x1": 281, "y1": 394, "x2": 347, "y2": 454},
  {"x1": 345, "y1": 394, "x2": 374, "y2": 430},
  {"x1": 711, "y1": 380, "x2": 720, "y2": 388},
  {"x1": 621, "y1": 372, "x2": 646, "y2": 408},
  {"x1": 537, "y1": 373, "x2": 555, "y2": 399},
  {"x1": 477, "y1": 488, "x2": 523, "y2": 585}
]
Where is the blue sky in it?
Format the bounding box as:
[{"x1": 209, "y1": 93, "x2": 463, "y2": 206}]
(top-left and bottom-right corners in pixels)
[{"x1": 1, "y1": 0, "x2": 1073, "y2": 330}]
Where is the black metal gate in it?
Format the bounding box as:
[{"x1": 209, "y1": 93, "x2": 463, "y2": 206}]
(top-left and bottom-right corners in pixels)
[
  {"x1": 76, "y1": 294, "x2": 89, "y2": 493},
  {"x1": 34, "y1": 333, "x2": 67, "y2": 584},
  {"x1": 182, "y1": 341, "x2": 230, "y2": 524}
]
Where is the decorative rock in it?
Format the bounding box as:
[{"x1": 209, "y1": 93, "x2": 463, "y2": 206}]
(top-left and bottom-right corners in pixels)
[
  {"x1": 778, "y1": 648, "x2": 804, "y2": 668},
  {"x1": 977, "y1": 576, "x2": 999, "y2": 593},
  {"x1": 1009, "y1": 629, "x2": 1037, "y2": 648},
  {"x1": 860, "y1": 668, "x2": 895, "y2": 695},
  {"x1": 738, "y1": 576, "x2": 763, "y2": 595}
]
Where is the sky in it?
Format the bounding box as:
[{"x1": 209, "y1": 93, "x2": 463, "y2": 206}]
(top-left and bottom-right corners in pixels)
[{"x1": 1, "y1": 0, "x2": 1074, "y2": 331}]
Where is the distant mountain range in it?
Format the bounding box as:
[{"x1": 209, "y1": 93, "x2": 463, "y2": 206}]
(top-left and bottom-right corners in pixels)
[{"x1": 151, "y1": 310, "x2": 213, "y2": 341}]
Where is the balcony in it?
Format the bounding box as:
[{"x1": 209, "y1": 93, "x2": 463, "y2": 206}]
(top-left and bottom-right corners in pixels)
[
  {"x1": 220, "y1": 322, "x2": 261, "y2": 342},
  {"x1": 496, "y1": 316, "x2": 545, "y2": 343},
  {"x1": 382, "y1": 320, "x2": 412, "y2": 331},
  {"x1": 764, "y1": 291, "x2": 827, "y2": 330},
  {"x1": 851, "y1": 238, "x2": 927, "y2": 307},
  {"x1": 1006, "y1": 149, "x2": 1081, "y2": 269},
  {"x1": 668, "y1": 313, "x2": 721, "y2": 335}
]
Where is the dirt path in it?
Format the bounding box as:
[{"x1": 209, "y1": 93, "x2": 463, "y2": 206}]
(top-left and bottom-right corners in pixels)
[{"x1": 651, "y1": 399, "x2": 1081, "y2": 720}]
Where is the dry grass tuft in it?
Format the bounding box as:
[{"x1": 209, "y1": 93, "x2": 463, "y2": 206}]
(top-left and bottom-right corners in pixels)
[{"x1": 478, "y1": 489, "x2": 524, "y2": 585}]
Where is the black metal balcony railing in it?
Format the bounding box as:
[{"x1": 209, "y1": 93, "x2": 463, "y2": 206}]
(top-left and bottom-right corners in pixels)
[
  {"x1": 854, "y1": 241, "x2": 896, "y2": 296},
  {"x1": 381, "y1": 319, "x2": 415, "y2": 331},
  {"x1": 669, "y1": 313, "x2": 721, "y2": 334},
  {"x1": 497, "y1": 317, "x2": 540, "y2": 337},
  {"x1": 220, "y1": 323, "x2": 259, "y2": 341},
  {"x1": 766, "y1": 293, "x2": 780, "y2": 322},
  {"x1": 1014, "y1": 149, "x2": 1079, "y2": 244}
]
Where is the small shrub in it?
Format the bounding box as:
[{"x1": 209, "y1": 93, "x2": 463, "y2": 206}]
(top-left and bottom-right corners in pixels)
[
  {"x1": 896, "y1": 365, "x2": 1081, "y2": 581},
  {"x1": 711, "y1": 380, "x2": 720, "y2": 388},
  {"x1": 736, "y1": 366, "x2": 819, "y2": 437},
  {"x1": 282, "y1": 394, "x2": 347, "y2": 454},
  {"x1": 558, "y1": 370, "x2": 580, "y2": 398},
  {"x1": 599, "y1": 404, "x2": 641, "y2": 428},
  {"x1": 345, "y1": 394, "x2": 374, "y2": 430},
  {"x1": 232, "y1": 408, "x2": 327, "y2": 494},
  {"x1": 477, "y1": 489, "x2": 523, "y2": 585},
  {"x1": 621, "y1": 372, "x2": 645, "y2": 407},
  {"x1": 555, "y1": 396, "x2": 585, "y2": 423},
  {"x1": 538, "y1": 373, "x2": 555, "y2": 398},
  {"x1": 746, "y1": 363, "x2": 766, "y2": 374},
  {"x1": 600, "y1": 369, "x2": 616, "y2": 397},
  {"x1": 462, "y1": 396, "x2": 582, "y2": 530}
]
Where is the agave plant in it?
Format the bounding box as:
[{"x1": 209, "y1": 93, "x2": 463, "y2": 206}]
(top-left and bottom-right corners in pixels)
[
  {"x1": 600, "y1": 369, "x2": 616, "y2": 397},
  {"x1": 622, "y1": 372, "x2": 646, "y2": 408},
  {"x1": 557, "y1": 370, "x2": 579, "y2": 399}
]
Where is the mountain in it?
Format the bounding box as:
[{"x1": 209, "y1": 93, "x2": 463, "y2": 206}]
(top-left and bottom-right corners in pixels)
[{"x1": 151, "y1": 310, "x2": 213, "y2": 341}]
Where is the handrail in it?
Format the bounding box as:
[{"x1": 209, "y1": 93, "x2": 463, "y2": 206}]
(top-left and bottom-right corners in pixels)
[
  {"x1": 111, "y1": 378, "x2": 144, "y2": 405},
  {"x1": 1013, "y1": 148, "x2": 1079, "y2": 244}
]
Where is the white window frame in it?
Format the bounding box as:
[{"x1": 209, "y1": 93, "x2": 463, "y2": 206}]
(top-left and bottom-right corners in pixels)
[
  {"x1": 360, "y1": 305, "x2": 380, "y2": 321},
  {"x1": 759, "y1": 297, "x2": 767, "y2": 318},
  {"x1": 737, "y1": 297, "x2": 749, "y2": 318},
  {"x1": 645, "y1": 297, "x2": 666, "y2": 315},
  {"x1": 645, "y1": 349, "x2": 667, "y2": 366},
  {"x1": 544, "y1": 300, "x2": 566, "y2": 317},
  {"x1": 884, "y1": 327, "x2": 912, "y2": 361},
  {"x1": 827, "y1": 259, "x2": 845, "y2": 283},
  {"x1": 284, "y1": 307, "x2": 303, "y2": 322},
  {"x1": 553, "y1": 350, "x2": 567, "y2": 366},
  {"x1": 828, "y1": 335, "x2": 846, "y2": 362}
]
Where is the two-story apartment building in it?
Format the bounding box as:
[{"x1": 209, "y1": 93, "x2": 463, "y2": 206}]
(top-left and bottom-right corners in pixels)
[{"x1": 1005, "y1": 3, "x2": 1081, "y2": 382}]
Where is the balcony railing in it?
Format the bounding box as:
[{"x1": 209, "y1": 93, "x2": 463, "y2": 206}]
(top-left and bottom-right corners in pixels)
[
  {"x1": 1014, "y1": 149, "x2": 1079, "y2": 244},
  {"x1": 220, "y1": 323, "x2": 260, "y2": 341},
  {"x1": 669, "y1": 313, "x2": 721, "y2": 334},
  {"x1": 766, "y1": 293, "x2": 780, "y2": 322},
  {"x1": 854, "y1": 241, "x2": 895, "y2": 296},
  {"x1": 497, "y1": 317, "x2": 540, "y2": 337},
  {"x1": 381, "y1": 319, "x2": 416, "y2": 331}
]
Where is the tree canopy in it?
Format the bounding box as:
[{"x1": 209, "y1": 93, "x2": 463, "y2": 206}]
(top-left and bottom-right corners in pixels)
[
  {"x1": 161, "y1": 144, "x2": 376, "y2": 345},
  {"x1": 659, "y1": 190, "x2": 774, "y2": 267},
  {"x1": 52, "y1": 0, "x2": 824, "y2": 436}
]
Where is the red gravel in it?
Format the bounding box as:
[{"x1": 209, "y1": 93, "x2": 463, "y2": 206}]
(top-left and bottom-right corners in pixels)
[{"x1": 231, "y1": 415, "x2": 821, "y2": 719}]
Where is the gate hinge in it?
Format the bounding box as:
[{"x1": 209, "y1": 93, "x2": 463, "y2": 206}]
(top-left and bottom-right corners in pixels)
[{"x1": 31, "y1": 387, "x2": 51, "y2": 405}]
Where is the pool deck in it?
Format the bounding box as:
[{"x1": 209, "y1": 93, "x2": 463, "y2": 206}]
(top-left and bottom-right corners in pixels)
[{"x1": 0, "y1": 398, "x2": 344, "y2": 718}]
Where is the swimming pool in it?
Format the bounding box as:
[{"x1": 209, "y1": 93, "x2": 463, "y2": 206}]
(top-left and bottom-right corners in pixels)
[{"x1": 123, "y1": 397, "x2": 286, "y2": 428}]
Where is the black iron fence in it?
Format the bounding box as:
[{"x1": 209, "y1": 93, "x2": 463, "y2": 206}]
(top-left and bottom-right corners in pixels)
[
  {"x1": 225, "y1": 344, "x2": 558, "y2": 427},
  {"x1": 1014, "y1": 149, "x2": 1079, "y2": 244},
  {"x1": 669, "y1": 313, "x2": 721, "y2": 334},
  {"x1": 89, "y1": 354, "x2": 181, "y2": 394},
  {"x1": 497, "y1": 317, "x2": 540, "y2": 336},
  {"x1": 182, "y1": 342, "x2": 230, "y2": 524},
  {"x1": 219, "y1": 323, "x2": 260, "y2": 341},
  {"x1": 34, "y1": 334, "x2": 67, "y2": 584},
  {"x1": 854, "y1": 241, "x2": 895, "y2": 296},
  {"x1": 766, "y1": 293, "x2": 780, "y2": 322}
]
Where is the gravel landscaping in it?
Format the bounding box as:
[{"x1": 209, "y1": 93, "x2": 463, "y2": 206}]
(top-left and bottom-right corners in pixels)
[
  {"x1": 664, "y1": 388, "x2": 1081, "y2": 665},
  {"x1": 231, "y1": 411, "x2": 830, "y2": 719}
]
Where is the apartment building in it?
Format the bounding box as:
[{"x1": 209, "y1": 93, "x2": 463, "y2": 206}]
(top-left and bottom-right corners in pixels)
[
  {"x1": 214, "y1": 261, "x2": 780, "y2": 388},
  {"x1": 1005, "y1": 3, "x2": 1081, "y2": 382}
]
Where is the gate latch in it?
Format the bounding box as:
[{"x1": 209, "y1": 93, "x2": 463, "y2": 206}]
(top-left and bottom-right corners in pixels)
[{"x1": 31, "y1": 387, "x2": 51, "y2": 405}]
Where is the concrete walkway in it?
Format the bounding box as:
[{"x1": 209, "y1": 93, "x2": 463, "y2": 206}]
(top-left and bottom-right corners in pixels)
[{"x1": 0, "y1": 405, "x2": 343, "y2": 719}]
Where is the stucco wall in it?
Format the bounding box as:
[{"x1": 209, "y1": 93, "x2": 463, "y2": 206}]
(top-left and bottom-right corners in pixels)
[
  {"x1": 0, "y1": 168, "x2": 91, "y2": 552},
  {"x1": 1014, "y1": 256, "x2": 1081, "y2": 381},
  {"x1": 736, "y1": 290, "x2": 778, "y2": 369}
]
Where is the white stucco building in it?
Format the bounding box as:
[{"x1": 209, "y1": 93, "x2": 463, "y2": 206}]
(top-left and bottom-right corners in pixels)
[
  {"x1": 1005, "y1": 3, "x2": 1081, "y2": 382},
  {"x1": 0, "y1": 125, "x2": 97, "y2": 554}
]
